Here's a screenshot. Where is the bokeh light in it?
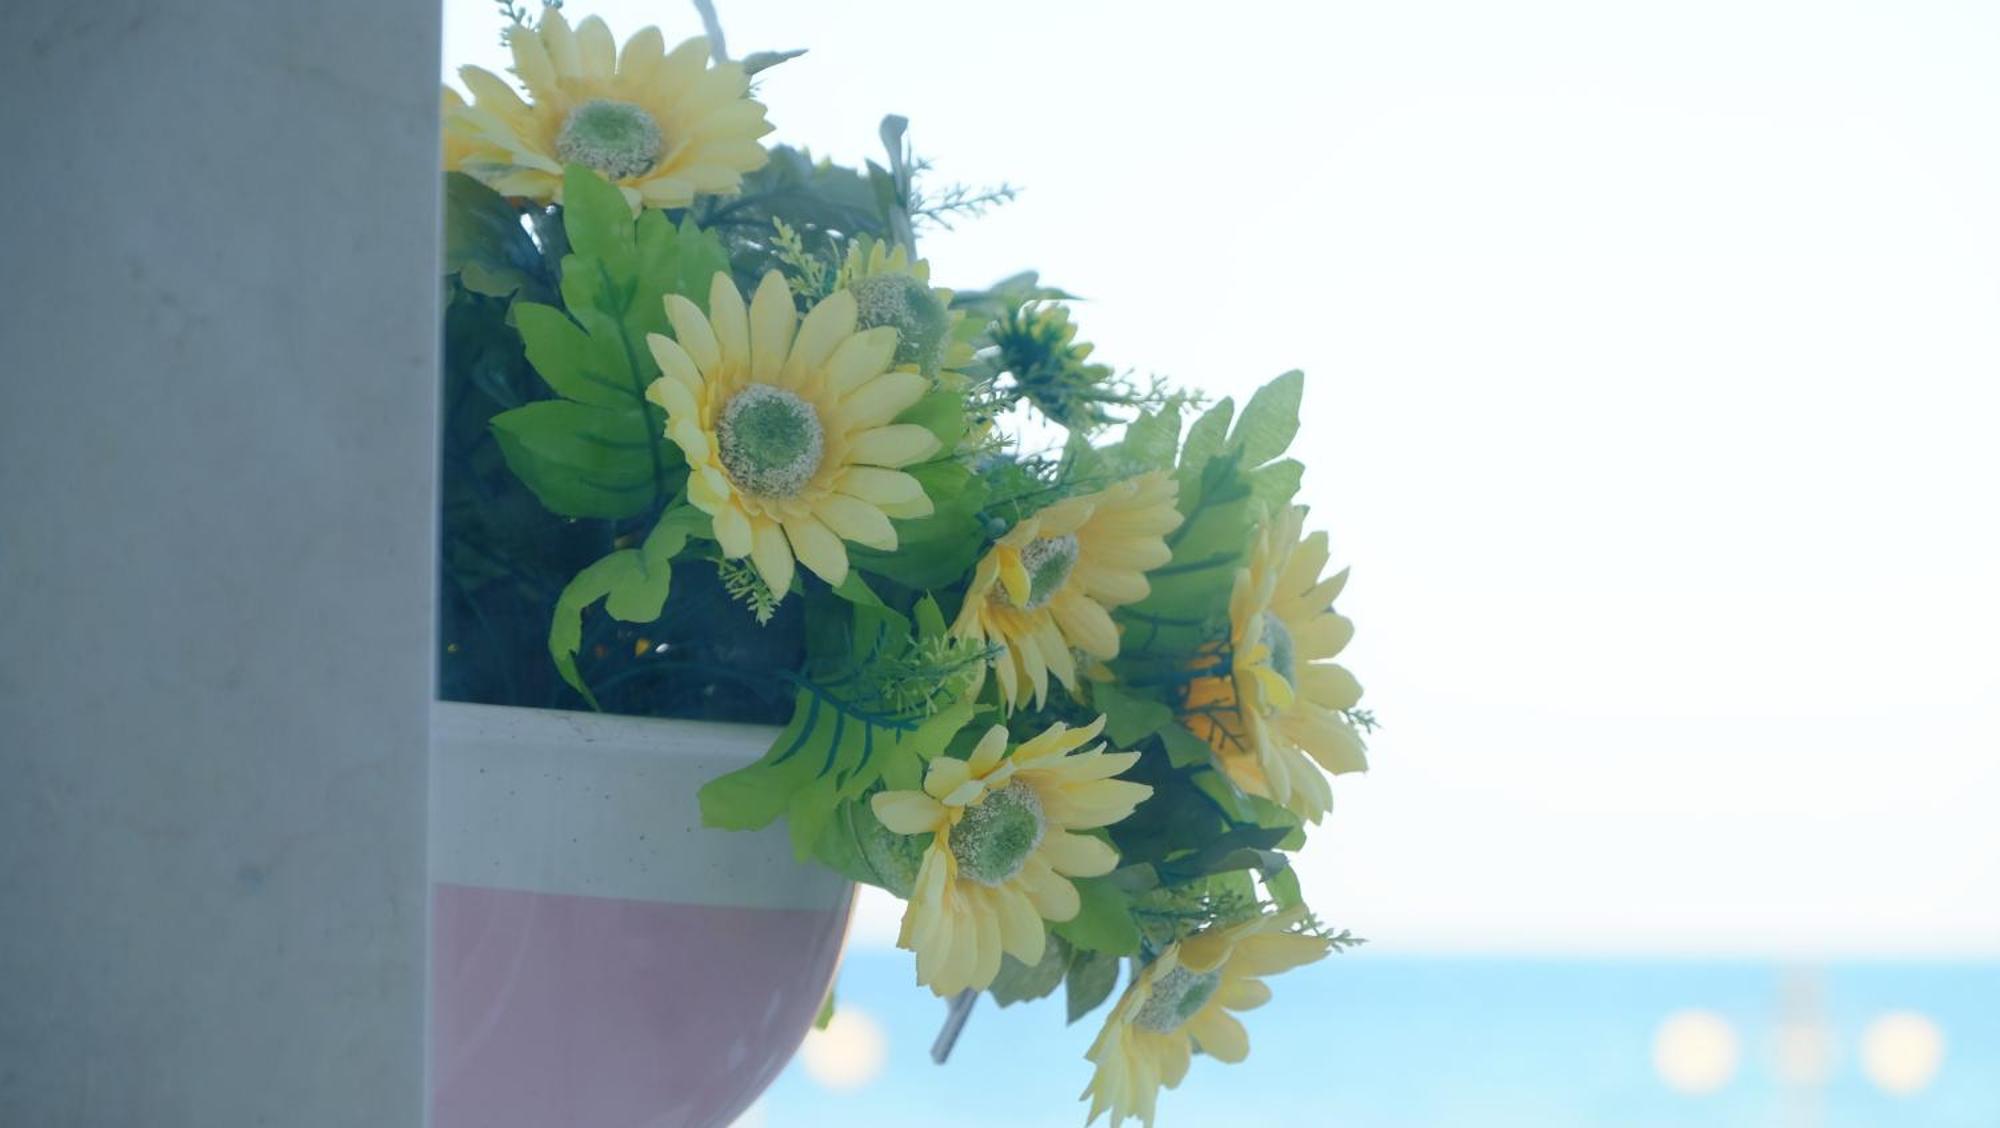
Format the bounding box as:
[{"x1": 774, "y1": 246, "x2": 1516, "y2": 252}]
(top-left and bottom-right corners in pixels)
[
  {"x1": 799, "y1": 1005, "x2": 889, "y2": 1091},
  {"x1": 1653, "y1": 1009, "x2": 1740, "y2": 1094},
  {"x1": 1861, "y1": 1011, "x2": 1945, "y2": 1095}
]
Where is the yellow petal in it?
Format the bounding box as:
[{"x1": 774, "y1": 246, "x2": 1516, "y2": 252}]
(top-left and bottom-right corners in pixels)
[
  {"x1": 1038, "y1": 624, "x2": 1078, "y2": 692},
  {"x1": 877, "y1": 489, "x2": 935, "y2": 520},
  {"x1": 687, "y1": 465, "x2": 731, "y2": 511},
  {"x1": 617, "y1": 25, "x2": 665, "y2": 82},
  {"x1": 644, "y1": 334, "x2": 701, "y2": 394},
  {"x1": 846, "y1": 424, "x2": 940, "y2": 468},
  {"x1": 1075, "y1": 564, "x2": 1147, "y2": 606},
  {"x1": 993, "y1": 883, "x2": 1046, "y2": 964},
  {"x1": 812, "y1": 494, "x2": 897, "y2": 551},
  {"x1": 1017, "y1": 857, "x2": 1080, "y2": 921},
  {"x1": 664, "y1": 294, "x2": 721, "y2": 374},
  {"x1": 1290, "y1": 709, "x2": 1369, "y2": 775},
  {"x1": 967, "y1": 893, "x2": 1004, "y2": 990},
  {"x1": 838, "y1": 369, "x2": 928, "y2": 428},
  {"x1": 782, "y1": 513, "x2": 848, "y2": 585},
  {"x1": 457, "y1": 66, "x2": 530, "y2": 119},
  {"x1": 785, "y1": 291, "x2": 858, "y2": 383},
  {"x1": 1038, "y1": 778, "x2": 1152, "y2": 830},
  {"x1": 643, "y1": 373, "x2": 694, "y2": 419},
  {"x1": 537, "y1": 9, "x2": 581, "y2": 78},
  {"x1": 822, "y1": 326, "x2": 899, "y2": 398},
  {"x1": 1017, "y1": 628, "x2": 1050, "y2": 708},
  {"x1": 1039, "y1": 831, "x2": 1117, "y2": 878},
  {"x1": 749, "y1": 520, "x2": 794, "y2": 596},
  {"x1": 966, "y1": 725, "x2": 1010, "y2": 775},
  {"x1": 707, "y1": 272, "x2": 751, "y2": 374},
  {"x1": 1217, "y1": 978, "x2": 1273, "y2": 1011},
  {"x1": 997, "y1": 551, "x2": 1031, "y2": 607},
  {"x1": 924, "y1": 756, "x2": 972, "y2": 801},
  {"x1": 1156, "y1": 1031, "x2": 1193, "y2": 1089},
  {"x1": 990, "y1": 643, "x2": 1021, "y2": 708},
  {"x1": 871, "y1": 789, "x2": 946, "y2": 835},
  {"x1": 1049, "y1": 592, "x2": 1120, "y2": 658},
  {"x1": 1229, "y1": 932, "x2": 1332, "y2": 978},
  {"x1": 835, "y1": 467, "x2": 927, "y2": 509},
  {"x1": 1184, "y1": 1009, "x2": 1249, "y2": 1063},
  {"x1": 637, "y1": 176, "x2": 696, "y2": 209},
  {"x1": 1292, "y1": 612, "x2": 1355, "y2": 660},
  {"x1": 1299, "y1": 663, "x2": 1363, "y2": 711},
  {"x1": 1252, "y1": 665, "x2": 1296, "y2": 711},
  {"x1": 1176, "y1": 931, "x2": 1233, "y2": 974},
  {"x1": 711, "y1": 505, "x2": 753, "y2": 558},
  {"x1": 506, "y1": 21, "x2": 559, "y2": 102},
  {"x1": 747, "y1": 271, "x2": 797, "y2": 385},
  {"x1": 657, "y1": 37, "x2": 711, "y2": 97},
  {"x1": 1280, "y1": 531, "x2": 1333, "y2": 597},
  {"x1": 574, "y1": 15, "x2": 616, "y2": 79}
]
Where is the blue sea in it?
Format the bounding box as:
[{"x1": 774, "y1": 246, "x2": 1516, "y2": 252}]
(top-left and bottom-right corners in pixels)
[{"x1": 752, "y1": 951, "x2": 2000, "y2": 1127}]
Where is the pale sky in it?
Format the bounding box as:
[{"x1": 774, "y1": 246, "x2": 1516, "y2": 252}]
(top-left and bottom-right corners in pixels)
[{"x1": 444, "y1": 0, "x2": 2000, "y2": 956}]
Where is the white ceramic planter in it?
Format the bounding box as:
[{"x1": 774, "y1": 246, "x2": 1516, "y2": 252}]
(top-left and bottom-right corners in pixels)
[{"x1": 429, "y1": 702, "x2": 854, "y2": 1128}]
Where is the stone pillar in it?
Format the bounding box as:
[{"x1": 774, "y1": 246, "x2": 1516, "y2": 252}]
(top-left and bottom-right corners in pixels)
[{"x1": 0, "y1": 3, "x2": 438, "y2": 1123}]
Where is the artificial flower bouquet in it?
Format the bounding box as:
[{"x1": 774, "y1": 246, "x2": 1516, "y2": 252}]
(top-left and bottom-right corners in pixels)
[{"x1": 441, "y1": 7, "x2": 1371, "y2": 1124}]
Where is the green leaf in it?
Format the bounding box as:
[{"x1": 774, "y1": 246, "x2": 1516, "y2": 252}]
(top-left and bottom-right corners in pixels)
[
  {"x1": 497, "y1": 169, "x2": 729, "y2": 521},
  {"x1": 547, "y1": 553, "x2": 639, "y2": 710},
  {"x1": 1192, "y1": 770, "x2": 1300, "y2": 830},
  {"x1": 1064, "y1": 950, "x2": 1120, "y2": 1024},
  {"x1": 558, "y1": 165, "x2": 637, "y2": 271},
  {"x1": 1092, "y1": 681, "x2": 1177, "y2": 748},
  {"x1": 1157, "y1": 722, "x2": 1216, "y2": 770},
  {"x1": 1177, "y1": 397, "x2": 1234, "y2": 482},
  {"x1": 831, "y1": 569, "x2": 889, "y2": 610},
  {"x1": 697, "y1": 645, "x2": 978, "y2": 837},
  {"x1": 1247, "y1": 458, "x2": 1304, "y2": 509},
  {"x1": 1118, "y1": 403, "x2": 1182, "y2": 470},
  {"x1": 848, "y1": 460, "x2": 986, "y2": 589},
  {"x1": 913, "y1": 594, "x2": 948, "y2": 639},
  {"x1": 1232, "y1": 370, "x2": 1303, "y2": 467},
  {"x1": 490, "y1": 400, "x2": 664, "y2": 519},
  {"x1": 698, "y1": 754, "x2": 812, "y2": 831},
  {"x1": 989, "y1": 935, "x2": 1072, "y2": 1007},
  {"x1": 898, "y1": 388, "x2": 969, "y2": 450},
  {"x1": 743, "y1": 47, "x2": 808, "y2": 77},
  {"x1": 544, "y1": 506, "x2": 704, "y2": 704},
  {"x1": 512, "y1": 302, "x2": 636, "y2": 410},
  {"x1": 814, "y1": 985, "x2": 837, "y2": 1029},
  {"x1": 1051, "y1": 875, "x2": 1141, "y2": 956},
  {"x1": 1263, "y1": 865, "x2": 1304, "y2": 910},
  {"x1": 443, "y1": 172, "x2": 547, "y2": 301}
]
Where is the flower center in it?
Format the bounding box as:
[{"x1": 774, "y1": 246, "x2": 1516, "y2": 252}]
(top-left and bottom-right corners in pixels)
[
  {"x1": 850, "y1": 274, "x2": 951, "y2": 377},
  {"x1": 555, "y1": 99, "x2": 664, "y2": 180},
  {"x1": 1015, "y1": 534, "x2": 1079, "y2": 610},
  {"x1": 947, "y1": 781, "x2": 1045, "y2": 886},
  {"x1": 717, "y1": 384, "x2": 826, "y2": 499},
  {"x1": 1259, "y1": 612, "x2": 1296, "y2": 687},
  {"x1": 1132, "y1": 966, "x2": 1223, "y2": 1034}
]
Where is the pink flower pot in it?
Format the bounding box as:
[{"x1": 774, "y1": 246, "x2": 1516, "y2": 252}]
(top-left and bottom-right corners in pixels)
[{"x1": 429, "y1": 702, "x2": 853, "y2": 1128}]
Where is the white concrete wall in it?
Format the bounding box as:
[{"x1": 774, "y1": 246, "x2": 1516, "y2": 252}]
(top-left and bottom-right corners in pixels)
[{"x1": 0, "y1": 3, "x2": 438, "y2": 1123}]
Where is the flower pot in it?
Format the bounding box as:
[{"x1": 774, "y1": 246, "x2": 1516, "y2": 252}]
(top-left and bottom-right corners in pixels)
[{"x1": 429, "y1": 702, "x2": 853, "y2": 1128}]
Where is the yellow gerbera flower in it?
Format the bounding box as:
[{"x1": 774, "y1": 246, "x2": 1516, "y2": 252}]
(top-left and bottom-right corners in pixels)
[
  {"x1": 869, "y1": 717, "x2": 1152, "y2": 997},
  {"x1": 835, "y1": 238, "x2": 975, "y2": 380},
  {"x1": 442, "y1": 88, "x2": 478, "y2": 172},
  {"x1": 1083, "y1": 908, "x2": 1331, "y2": 1127},
  {"x1": 1182, "y1": 506, "x2": 1366, "y2": 822},
  {"x1": 644, "y1": 271, "x2": 941, "y2": 597},
  {"x1": 444, "y1": 10, "x2": 770, "y2": 209},
  {"x1": 951, "y1": 473, "x2": 1182, "y2": 709}
]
